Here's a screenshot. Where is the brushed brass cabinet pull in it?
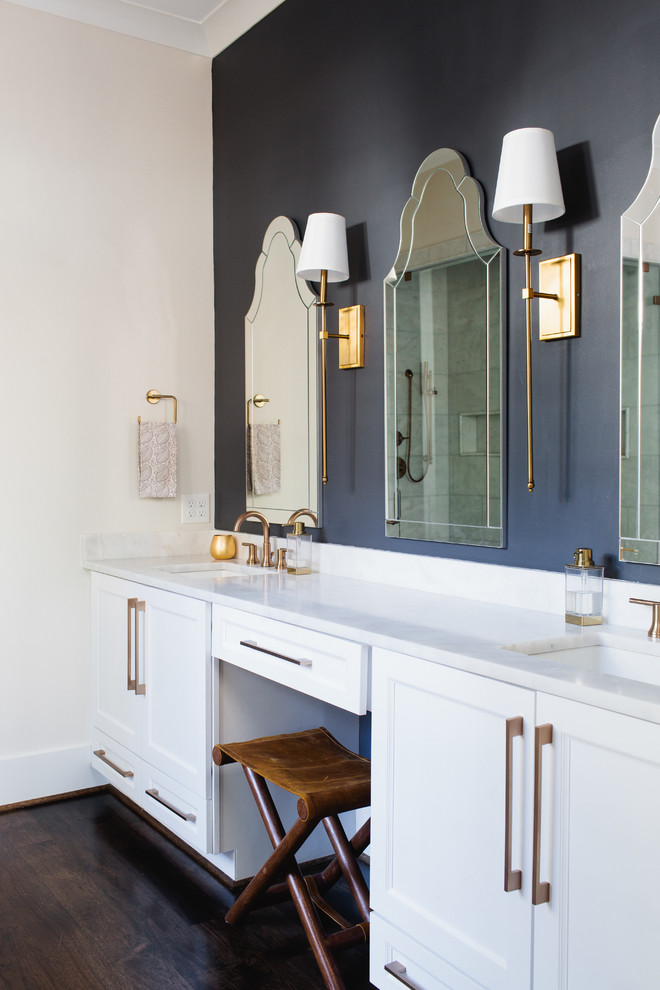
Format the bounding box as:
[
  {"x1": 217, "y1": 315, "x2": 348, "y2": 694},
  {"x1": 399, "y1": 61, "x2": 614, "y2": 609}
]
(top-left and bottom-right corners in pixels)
[
  {"x1": 127, "y1": 598, "x2": 137, "y2": 691},
  {"x1": 384, "y1": 961, "x2": 423, "y2": 990},
  {"x1": 93, "y1": 749, "x2": 134, "y2": 779},
  {"x1": 134, "y1": 600, "x2": 146, "y2": 695},
  {"x1": 504, "y1": 716, "x2": 523, "y2": 892},
  {"x1": 532, "y1": 722, "x2": 553, "y2": 905},
  {"x1": 239, "y1": 639, "x2": 313, "y2": 667},
  {"x1": 145, "y1": 788, "x2": 196, "y2": 822}
]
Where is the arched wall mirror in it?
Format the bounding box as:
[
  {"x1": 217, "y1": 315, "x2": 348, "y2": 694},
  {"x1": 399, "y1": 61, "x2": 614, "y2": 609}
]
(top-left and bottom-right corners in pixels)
[
  {"x1": 244, "y1": 216, "x2": 320, "y2": 524},
  {"x1": 620, "y1": 114, "x2": 660, "y2": 564},
  {"x1": 384, "y1": 149, "x2": 505, "y2": 547}
]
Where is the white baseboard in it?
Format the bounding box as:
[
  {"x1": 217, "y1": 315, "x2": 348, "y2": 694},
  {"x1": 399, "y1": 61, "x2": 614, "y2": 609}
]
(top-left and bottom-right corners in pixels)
[{"x1": 0, "y1": 745, "x2": 101, "y2": 808}]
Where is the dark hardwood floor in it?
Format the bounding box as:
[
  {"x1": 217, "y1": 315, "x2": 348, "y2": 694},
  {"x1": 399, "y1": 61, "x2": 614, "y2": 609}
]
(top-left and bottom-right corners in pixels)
[{"x1": 0, "y1": 792, "x2": 374, "y2": 990}]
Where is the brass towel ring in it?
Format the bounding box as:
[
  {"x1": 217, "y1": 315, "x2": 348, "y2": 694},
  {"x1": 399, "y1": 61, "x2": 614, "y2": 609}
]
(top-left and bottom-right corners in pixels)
[
  {"x1": 142, "y1": 389, "x2": 178, "y2": 424},
  {"x1": 247, "y1": 393, "x2": 269, "y2": 427}
]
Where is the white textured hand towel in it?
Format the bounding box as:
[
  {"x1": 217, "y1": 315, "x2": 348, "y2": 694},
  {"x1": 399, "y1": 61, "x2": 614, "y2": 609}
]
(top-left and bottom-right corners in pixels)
[
  {"x1": 138, "y1": 421, "x2": 177, "y2": 498},
  {"x1": 247, "y1": 423, "x2": 281, "y2": 495}
]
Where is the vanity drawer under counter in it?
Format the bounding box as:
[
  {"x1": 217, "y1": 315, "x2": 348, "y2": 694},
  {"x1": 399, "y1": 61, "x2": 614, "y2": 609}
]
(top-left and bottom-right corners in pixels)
[{"x1": 212, "y1": 605, "x2": 369, "y2": 714}]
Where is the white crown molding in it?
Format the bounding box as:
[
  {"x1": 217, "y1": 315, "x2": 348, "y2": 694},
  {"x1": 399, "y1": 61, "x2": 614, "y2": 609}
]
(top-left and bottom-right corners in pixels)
[
  {"x1": 4, "y1": 0, "x2": 286, "y2": 57},
  {"x1": 202, "y1": 0, "x2": 285, "y2": 57}
]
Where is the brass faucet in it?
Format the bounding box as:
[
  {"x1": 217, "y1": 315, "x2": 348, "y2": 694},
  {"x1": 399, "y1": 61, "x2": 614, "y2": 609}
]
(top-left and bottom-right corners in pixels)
[
  {"x1": 233, "y1": 511, "x2": 274, "y2": 567},
  {"x1": 286, "y1": 508, "x2": 319, "y2": 529}
]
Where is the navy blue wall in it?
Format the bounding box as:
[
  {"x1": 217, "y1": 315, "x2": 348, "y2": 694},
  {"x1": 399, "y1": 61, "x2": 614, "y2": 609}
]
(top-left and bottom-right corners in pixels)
[{"x1": 213, "y1": 0, "x2": 660, "y2": 581}]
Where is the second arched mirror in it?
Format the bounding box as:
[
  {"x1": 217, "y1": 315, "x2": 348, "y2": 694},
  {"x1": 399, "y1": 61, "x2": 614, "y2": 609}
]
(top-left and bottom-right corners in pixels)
[
  {"x1": 245, "y1": 216, "x2": 319, "y2": 525},
  {"x1": 384, "y1": 149, "x2": 505, "y2": 547}
]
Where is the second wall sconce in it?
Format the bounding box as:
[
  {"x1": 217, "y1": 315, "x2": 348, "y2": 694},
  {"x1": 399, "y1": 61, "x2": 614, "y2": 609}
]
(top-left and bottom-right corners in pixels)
[
  {"x1": 493, "y1": 127, "x2": 581, "y2": 492},
  {"x1": 297, "y1": 212, "x2": 365, "y2": 485}
]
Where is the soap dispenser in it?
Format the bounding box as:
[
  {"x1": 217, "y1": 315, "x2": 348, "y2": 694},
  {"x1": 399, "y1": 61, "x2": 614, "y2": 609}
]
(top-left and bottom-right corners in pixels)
[
  {"x1": 286, "y1": 521, "x2": 312, "y2": 575},
  {"x1": 565, "y1": 548, "x2": 603, "y2": 625}
]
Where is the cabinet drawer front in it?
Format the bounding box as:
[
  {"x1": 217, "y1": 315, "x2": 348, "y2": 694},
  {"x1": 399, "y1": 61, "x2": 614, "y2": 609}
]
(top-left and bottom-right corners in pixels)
[
  {"x1": 141, "y1": 762, "x2": 212, "y2": 854},
  {"x1": 371, "y1": 914, "x2": 483, "y2": 990},
  {"x1": 91, "y1": 732, "x2": 141, "y2": 802},
  {"x1": 212, "y1": 605, "x2": 368, "y2": 713}
]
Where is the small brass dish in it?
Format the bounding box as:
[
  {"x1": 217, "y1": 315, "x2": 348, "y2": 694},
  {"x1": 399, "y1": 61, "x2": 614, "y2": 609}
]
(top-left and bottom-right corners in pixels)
[{"x1": 210, "y1": 534, "x2": 236, "y2": 560}]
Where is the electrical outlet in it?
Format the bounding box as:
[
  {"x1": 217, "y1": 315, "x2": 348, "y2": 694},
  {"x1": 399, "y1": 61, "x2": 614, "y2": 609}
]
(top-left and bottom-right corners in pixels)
[{"x1": 181, "y1": 493, "x2": 210, "y2": 524}]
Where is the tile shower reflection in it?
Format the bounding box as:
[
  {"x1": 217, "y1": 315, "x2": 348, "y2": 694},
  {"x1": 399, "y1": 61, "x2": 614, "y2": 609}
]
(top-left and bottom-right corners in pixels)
[{"x1": 385, "y1": 149, "x2": 505, "y2": 547}]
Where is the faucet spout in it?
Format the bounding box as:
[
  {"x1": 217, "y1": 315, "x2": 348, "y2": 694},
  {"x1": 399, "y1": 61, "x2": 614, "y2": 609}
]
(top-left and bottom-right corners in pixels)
[
  {"x1": 286, "y1": 508, "x2": 319, "y2": 528},
  {"x1": 233, "y1": 511, "x2": 273, "y2": 567}
]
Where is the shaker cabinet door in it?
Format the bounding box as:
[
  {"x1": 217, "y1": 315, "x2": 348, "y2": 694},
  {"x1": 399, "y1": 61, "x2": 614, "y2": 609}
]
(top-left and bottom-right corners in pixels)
[
  {"x1": 533, "y1": 693, "x2": 660, "y2": 990},
  {"x1": 370, "y1": 648, "x2": 536, "y2": 990},
  {"x1": 91, "y1": 573, "x2": 143, "y2": 753},
  {"x1": 141, "y1": 587, "x2": 211, "y2": 799}
]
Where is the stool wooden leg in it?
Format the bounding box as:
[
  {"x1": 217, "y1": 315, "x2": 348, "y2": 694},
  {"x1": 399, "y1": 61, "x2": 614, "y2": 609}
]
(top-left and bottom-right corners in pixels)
[
  {"x1": 226, "y1": 771, "x2": 316, "y2": 924},
  {"x1": 311, "y1": 817, "x2": 371, "y2": 892},
  {"x1": 323, "y1": 815, "x2": 370, "y2": 924},
  {"x1": 229, "y1": 767, "x2": 348, "y2": 990}
]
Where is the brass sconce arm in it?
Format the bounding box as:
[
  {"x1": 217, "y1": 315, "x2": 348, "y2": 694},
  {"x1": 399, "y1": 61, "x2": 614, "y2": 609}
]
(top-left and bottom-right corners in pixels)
[
  {"x1": 297, "y1": 213, "x2": 364, "y2": 487},
  {"x1": 513, "y1": 204, "x2": 543, "y2": 492},
  {"x1": 315, "y1": 269, "x2": 365, "y2": 485},
  {"x1": 513, "y1": 204, "x2": 581, "y2": 493}
]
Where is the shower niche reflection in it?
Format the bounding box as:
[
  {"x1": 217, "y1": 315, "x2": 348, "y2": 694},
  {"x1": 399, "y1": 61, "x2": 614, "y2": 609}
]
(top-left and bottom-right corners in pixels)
[{"x1": 385, "y1": 149, "x2": 505, "y2": 547}]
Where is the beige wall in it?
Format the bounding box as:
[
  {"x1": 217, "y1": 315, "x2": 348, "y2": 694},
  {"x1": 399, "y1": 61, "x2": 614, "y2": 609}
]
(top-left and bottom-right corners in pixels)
[{"x1": 0, "y1": 2, "x2": 214, "y2": 800}]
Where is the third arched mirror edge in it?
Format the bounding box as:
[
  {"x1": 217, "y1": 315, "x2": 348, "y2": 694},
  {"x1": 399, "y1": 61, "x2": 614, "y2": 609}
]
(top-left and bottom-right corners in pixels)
[
  {"x1": 620, "y1": 113, "x2": 660, "y2": 565},
  {"x1": 384, "y1": 148, "x2": 506, "y2": 548}
]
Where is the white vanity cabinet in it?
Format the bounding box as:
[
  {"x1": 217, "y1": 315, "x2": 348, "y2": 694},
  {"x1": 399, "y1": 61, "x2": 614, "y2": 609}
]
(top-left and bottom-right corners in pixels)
[
  {"x1": 370, "y1": 647, "x2": 536, "y2": 990},
  {"x1": 370, "y1": 647, "x2": 660, "y2": 990},
  {"x1": 90, "y1": 572, "x2": 213, "y2": 852}
]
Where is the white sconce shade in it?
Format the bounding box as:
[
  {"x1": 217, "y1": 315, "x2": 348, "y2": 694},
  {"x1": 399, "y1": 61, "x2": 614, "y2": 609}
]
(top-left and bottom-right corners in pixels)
[
  {"x1": 297, "y1": 212, "x2": 350, "y2": 282},
  {"x1": 492, "y1": 127, "x2": 565, "y2": 224}
]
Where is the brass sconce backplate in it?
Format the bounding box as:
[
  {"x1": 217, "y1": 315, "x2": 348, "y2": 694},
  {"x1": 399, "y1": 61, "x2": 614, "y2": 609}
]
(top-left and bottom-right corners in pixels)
[
  {"x1": 538, "y1": 253, "x2": 581, "y2": 340},
  {"x1": 338, "y1": 305, "x2": 365, "y2": 369}
]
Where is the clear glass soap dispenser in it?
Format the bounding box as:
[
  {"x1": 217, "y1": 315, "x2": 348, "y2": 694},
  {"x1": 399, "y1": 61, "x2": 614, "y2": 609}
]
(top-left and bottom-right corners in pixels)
[
  {"x1": 565, "y1": 547, "x2": 603, "y2": 625},
  {"x1": 286, "y1": 521, "x2": 312, "y2": 575}
]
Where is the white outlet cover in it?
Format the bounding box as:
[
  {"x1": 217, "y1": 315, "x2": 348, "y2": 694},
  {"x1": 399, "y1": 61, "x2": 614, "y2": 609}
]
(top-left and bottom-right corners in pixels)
[{"x1": 181, "y1": 492, "x2": 210, "y2": 524}]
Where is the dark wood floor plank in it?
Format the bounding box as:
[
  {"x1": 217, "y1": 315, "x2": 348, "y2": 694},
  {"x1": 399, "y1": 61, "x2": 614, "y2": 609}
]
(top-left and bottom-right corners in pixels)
[{"x1": 0, "y1": 793, "x2": 373, "y2": 990}]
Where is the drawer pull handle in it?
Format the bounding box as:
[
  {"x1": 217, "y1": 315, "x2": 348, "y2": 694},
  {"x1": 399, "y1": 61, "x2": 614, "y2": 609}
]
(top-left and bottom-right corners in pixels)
[
  {"x1": 532, "y1": 722, "x2": 553, "y2": 905},
  {"x1": 239, "y1": 639, "x2": 313, "y2": 667},
  {"x1": 93, "y1": 749, "x2": 134, "y2": 779},
  {"x1": 385, "y1": 961, "x2": 423, "y2": 990},
  {"x1": 145, "y1": 788, "x2": 197, "y2": 822},
  {"x1": 127, "y1": 598, "x2": 146, "y2": 695},
  {"x1": 504, "y1": 716, "x2": 523, "y2": 892}
]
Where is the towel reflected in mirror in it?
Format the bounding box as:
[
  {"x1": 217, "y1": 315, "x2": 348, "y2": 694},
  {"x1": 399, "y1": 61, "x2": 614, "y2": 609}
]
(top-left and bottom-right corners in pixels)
[{"x1": 247, "y1": 423, "x2": 281, "y2": 495}]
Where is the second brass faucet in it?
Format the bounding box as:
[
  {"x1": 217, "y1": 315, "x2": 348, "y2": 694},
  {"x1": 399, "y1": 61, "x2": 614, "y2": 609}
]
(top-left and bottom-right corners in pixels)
[{"x1": 233, "y1": 510, "x2": 274, "y2": 567}]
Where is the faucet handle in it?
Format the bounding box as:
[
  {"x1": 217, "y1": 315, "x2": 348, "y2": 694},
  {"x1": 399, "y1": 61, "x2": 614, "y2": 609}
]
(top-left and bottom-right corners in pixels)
[
  {"x1": 242, "y1": 542, "x2": 259, "y2": 566},
  {"x1": 630, "y1": 598, "x2": 660, "y2": 639},
  {"x1": 276, "y1": 548, "x2": 288, "y2": 570}
]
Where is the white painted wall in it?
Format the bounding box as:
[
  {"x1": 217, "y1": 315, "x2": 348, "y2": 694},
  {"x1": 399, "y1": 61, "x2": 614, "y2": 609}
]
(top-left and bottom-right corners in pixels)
[{"x1": 0, "y1": 1, "x2": 215, "y2": 803}]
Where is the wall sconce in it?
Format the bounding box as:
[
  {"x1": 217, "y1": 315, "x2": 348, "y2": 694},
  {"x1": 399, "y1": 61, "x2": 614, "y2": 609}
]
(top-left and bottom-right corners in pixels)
[
  {"x1": 297, "y1": 212, "x2": 365, "y2": 485},
  {"x1": 493, "y1": 127, "x2": 581, "y2": 492}
]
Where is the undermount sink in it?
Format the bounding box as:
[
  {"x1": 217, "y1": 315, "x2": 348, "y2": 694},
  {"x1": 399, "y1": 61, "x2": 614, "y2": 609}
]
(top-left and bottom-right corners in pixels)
[
  {"x1": 155, "y1": 561, "x2": 260, "y2": 577},
  {"x1": 503, "y1": 631, "x2": 660, "y2": 688}
]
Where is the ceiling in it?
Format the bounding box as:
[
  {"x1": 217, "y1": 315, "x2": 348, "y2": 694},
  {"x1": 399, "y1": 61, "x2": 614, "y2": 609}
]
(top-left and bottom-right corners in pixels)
[{"x1": 5, "y1": 0, "x2": 286, "y2": 57}]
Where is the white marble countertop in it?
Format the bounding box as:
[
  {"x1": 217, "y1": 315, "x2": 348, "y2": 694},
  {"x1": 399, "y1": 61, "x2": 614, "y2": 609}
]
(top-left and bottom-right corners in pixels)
[{"x1": 84, "y1": 551, "x2": 660, "y2": 726}]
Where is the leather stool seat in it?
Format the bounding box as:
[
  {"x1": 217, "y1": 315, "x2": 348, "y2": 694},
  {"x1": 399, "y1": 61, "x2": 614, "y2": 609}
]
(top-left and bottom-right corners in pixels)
[{"x1": 213, "y1": 727, "x2": 371, "y2": 990}]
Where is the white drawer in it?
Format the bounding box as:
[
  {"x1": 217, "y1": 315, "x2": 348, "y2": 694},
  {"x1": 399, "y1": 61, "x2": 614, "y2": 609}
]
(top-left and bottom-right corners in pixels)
[
  {"x1": 91, "y1": 731, "x2": 141, "y2": 803},
  {"x1": 141, "y1": 761, "x2": 213, "y2": 854},
  {"x1": 212, "y1": 604, "x2": 369, "y2": 713},
  {"x1": 370, "y1": 914, "x2": 481, "y2": 990}
]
